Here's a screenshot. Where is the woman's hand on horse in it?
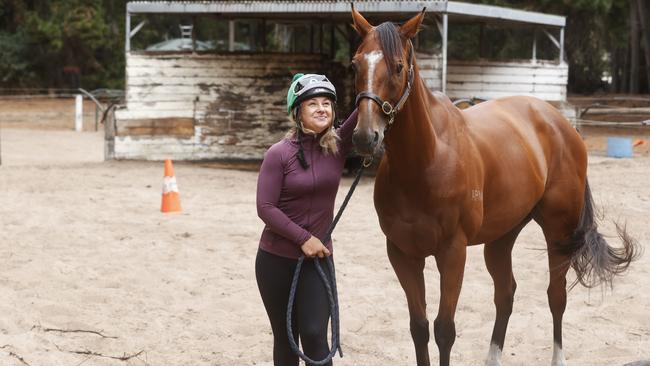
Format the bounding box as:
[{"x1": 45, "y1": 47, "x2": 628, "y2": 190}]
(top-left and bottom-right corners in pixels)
[{"x1": 301, "y1": 236, "x2": 331, "y2": 258}]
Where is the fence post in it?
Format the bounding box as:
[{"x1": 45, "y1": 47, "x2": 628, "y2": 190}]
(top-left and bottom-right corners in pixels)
[{"x1": 75, "y1": 94, "x2": 83, "y2": 132}]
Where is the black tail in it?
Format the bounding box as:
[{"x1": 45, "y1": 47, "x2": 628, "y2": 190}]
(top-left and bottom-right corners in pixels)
[{"x1": 568, "y1": 180, "x2": 641, "y2": 288}]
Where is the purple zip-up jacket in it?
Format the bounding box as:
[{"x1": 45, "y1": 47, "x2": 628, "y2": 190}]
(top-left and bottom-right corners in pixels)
[{"x1": 256, "y1": 110, "x2": 358, "y2": 259}]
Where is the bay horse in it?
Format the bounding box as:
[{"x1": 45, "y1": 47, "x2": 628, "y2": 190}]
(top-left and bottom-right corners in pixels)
[{"x1": 350, "y1": 7, "x2": 638, "y2": 366}]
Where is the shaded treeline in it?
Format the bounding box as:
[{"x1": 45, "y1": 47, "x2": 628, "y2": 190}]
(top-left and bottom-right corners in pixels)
[
  {"x1": 0, "y1": 0, "x2": 648, "y2": 93},
  {"x1": 469, "y1": 0, "x2": 650, "y2": 93},
  {"x1": 0, "y1": 0, "x2": 127, "y2": 89}
]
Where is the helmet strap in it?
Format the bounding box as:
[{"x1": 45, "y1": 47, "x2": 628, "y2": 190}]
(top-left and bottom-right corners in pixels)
[
  {"x1": 296, "y1": 129, "x2": 310, "y2": 170},
  {"x1": 293, "y1": 107, "x2": 310, "y2": 170}
]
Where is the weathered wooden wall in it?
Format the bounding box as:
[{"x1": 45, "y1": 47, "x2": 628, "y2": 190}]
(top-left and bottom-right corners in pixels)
[
  {"x1": 112, "y1": 52, "x2": 567, "y2": 161},
  {"x1": 407, "y1": 55, "x2": 567, "y2": 101},
  {"x1": 417, "y1": 56, "x2": 568, "y2": 101},
  {"x1": 446, "y1": 60, "x2": 568, "y2": 101},
  {"x1": 418, "y1": 53, "x2": 443, "y2": 91},
  {"x1": 113, "y1": 52, "x2": 348, "y2": 160}
]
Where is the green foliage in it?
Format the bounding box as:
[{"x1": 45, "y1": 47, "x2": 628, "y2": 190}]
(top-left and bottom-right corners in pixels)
[
  {"x1": 463, "y1": 0, "x2": 625, "y2": 93},
  {"x1": 26, "y1": 0, "x2": 124, "y2": 88},
  {"x1": 0, "y1": 0, "x2": 645, "y2": 93},
  {"x1": 0, "y1": 30, "x2": 35, "y2": 86},
  {"x1": 0, "y1": 0, "x2": 125, "y2": 89}
]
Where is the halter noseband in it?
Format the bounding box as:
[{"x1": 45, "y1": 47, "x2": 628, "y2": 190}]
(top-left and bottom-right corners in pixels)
[{"x1": 355, "y1": 40, "x2": 415, "y2": 128}]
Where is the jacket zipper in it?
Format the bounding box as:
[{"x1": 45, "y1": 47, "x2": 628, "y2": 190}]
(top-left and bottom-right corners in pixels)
[{"x1": 307, "y1": 137, "x2": 316, "y2": 230}]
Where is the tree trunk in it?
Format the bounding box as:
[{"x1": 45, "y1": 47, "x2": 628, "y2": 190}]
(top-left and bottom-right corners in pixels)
[
  {"x1": 612, "y1": 45, "x2": 620, "y2": 92},
  {"x1": 620, "y1": 40, "x2": 630, "y2": 93},
  {"x1": 636, "y1": 0, "x2": 650, "y2": 92},
  {"x1": 630, "y1": 0, "x2": 640, "y2": 93}
]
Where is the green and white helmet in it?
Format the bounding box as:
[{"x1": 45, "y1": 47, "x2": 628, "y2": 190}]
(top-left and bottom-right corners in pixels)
[{"x1": 286, "y1": 73, "x2": 337, "y2": 114}]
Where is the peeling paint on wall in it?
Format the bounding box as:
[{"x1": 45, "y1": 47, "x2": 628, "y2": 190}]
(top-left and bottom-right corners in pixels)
[{"x1": 114, "y1": 53, "x2": 348, "y2": 161}]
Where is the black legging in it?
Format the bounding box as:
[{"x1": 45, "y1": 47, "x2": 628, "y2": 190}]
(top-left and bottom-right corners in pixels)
[{"x1": 255, "y1": 249, "x2": 333, "y2": 366}]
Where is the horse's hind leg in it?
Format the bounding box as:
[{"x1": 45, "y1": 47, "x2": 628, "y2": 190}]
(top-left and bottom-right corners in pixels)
[
  {"x1": 534, "y1": 185, "x2": 584, "y2": 366},
  {"x1": 483, "y1": 223, "x2": 527, "y2": 366},
  {"x1": 538, "y1": 223, "x2": 573, "y2": 366},
  {"x1": 387, "y1": 240, "x2": 430, "y2": 366}
]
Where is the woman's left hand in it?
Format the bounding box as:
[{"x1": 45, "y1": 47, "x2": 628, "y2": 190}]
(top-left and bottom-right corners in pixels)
[{"x1": 301, "y1": 236, "x2": 331, "y2": 258}]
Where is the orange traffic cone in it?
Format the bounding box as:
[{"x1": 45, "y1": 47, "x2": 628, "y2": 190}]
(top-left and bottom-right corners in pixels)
[{"x1": 161, "y1": 159, "x2": 182, "y2": 213}]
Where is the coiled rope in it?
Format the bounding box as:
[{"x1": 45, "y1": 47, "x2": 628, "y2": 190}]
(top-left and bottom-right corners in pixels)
[{"x1": 286, "y1": 159, "x2": 370, "y2": 365}]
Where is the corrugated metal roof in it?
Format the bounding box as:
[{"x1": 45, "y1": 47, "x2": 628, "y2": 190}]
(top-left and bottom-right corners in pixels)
[
  {"x1": 126, "y1": 1, "x2": 445, "y2": 17},
  {"x1": 126, "y1": 1, "x2": 565, "y2": 27},
  {"x1": 446, "y1": 2, "x2": 564, "y2": 27}
]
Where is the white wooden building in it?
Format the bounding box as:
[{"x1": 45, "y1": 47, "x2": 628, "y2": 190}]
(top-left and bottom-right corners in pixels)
[
  {"x1": 111, "y1": 53, "x2": 345, "y2": 160},
  {"x1": 418, "y1": 57, "x2": 568, "y2": 101},
  {"x1": 110, "y1": 0, "x2": 568, "y2": 161}
]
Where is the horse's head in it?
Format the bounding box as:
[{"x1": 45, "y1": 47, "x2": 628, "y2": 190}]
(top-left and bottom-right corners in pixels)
[{"x1": 350, "y1": 6, "x2": 425, "y2": 157}]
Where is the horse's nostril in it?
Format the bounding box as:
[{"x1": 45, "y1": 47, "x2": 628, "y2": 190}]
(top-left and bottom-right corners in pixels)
[
  {"x1": 352, "y1": 132, "x2": 361, "y2": 146},
  {"x1": 353, "y1": 130, "x2": 379, "y2": 154}
]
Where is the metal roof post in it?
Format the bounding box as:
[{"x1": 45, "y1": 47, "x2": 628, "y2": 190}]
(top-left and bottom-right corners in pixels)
[
  {"x1": 261, "y1": 19, "x2": 267, "y2": 52},
  {"x1": 319, "y1": 20, "x2": 324, "y2": 54},
  {"x1": 560, "y1": 27, "x2": 564, "y2": 64},
  {"x1": 229, "y1": 20, "x2": 235, "y2": 52},
  {"x1": 125, "y1": 10, "x2": 131, "y2": 52},
  {"x1": 330, "y1": 23, "x2": 335, "y2": 59},
  {"x1": 442, "y1": 12, "x2": 448, "y2": 94},
  {"x1": 310, "y1": 23, "x2": 314, "y2": 53},
  {"x1": 532, "y1": 28, "x2": 537, "y2": 64}
]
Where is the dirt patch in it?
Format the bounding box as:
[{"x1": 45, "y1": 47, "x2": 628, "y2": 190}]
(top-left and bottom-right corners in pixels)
[
  {"x1": 0, "y1": 97, "x2": 101, "y2": 131},
  {"x1": 568, "y1": 95, "x2": 650, "y2": 156},
  {"x1": 580, "y1": 126, "x2": 650, "y2": 156},
  {"x1": 1, "y1": 153, "x2": 648, "y2": 365},
  {"x1": 0, "y1": 97, "x2": 648, "y2": 365}
]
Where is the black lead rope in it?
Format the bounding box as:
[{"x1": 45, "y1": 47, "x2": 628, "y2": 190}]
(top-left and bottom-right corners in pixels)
[{"x1": 286, "y1": 159, "x2": 370, "y2": 365}]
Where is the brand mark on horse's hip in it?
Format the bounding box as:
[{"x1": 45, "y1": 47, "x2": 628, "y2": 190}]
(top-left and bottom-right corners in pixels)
[{"x1": 471, "y1": 189, "x2": 483, "y2": 201}]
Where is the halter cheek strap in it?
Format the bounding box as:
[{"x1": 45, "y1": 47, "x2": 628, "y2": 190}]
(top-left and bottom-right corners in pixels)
[{"x1": 355, "y1": 40, "x2": 415, "y2": 128}]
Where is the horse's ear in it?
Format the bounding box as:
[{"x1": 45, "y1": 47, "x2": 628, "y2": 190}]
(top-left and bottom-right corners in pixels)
[
  {"x1": 351, "y1": 3, "x2": 372, "y2": 37},
  {"x1": 400, "y1": 8, "x2": 426, "y2": 39}
]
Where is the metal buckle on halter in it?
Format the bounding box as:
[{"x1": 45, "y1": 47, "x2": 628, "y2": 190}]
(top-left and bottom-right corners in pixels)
[{"x1": 381, "y1": 101, "x2": 394, "y2": 115}]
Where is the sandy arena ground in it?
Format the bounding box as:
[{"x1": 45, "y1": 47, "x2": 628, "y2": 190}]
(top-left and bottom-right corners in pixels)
[{"x1": 1, "y1": 98, "x2": 649, "y2": 365}]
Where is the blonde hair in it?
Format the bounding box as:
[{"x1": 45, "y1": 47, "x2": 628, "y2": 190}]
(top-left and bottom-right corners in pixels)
[{"x1": 286, "y1": 106, "x2": 340, "y2": 155}]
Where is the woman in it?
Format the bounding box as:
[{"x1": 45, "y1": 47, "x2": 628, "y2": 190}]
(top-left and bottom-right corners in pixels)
[{"x1": 255, "y1": 73, "x2": 358, "y2": 365}]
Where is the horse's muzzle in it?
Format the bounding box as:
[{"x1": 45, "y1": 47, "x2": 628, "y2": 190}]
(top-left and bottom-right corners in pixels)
[{"x1": 352, "y1": 129, "x2": 380, "y2": 156}]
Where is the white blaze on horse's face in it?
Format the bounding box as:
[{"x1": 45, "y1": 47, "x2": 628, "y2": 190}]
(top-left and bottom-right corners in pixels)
[{"x1": 364, "y1": 50, "x2": 384, "y2": 115}]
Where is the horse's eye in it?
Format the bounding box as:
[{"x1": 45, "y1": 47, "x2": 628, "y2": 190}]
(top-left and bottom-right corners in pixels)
[
  {"x1": 350, "y1": 63, "x2": 358, "y2": 73},
  {"x1": 396, "y1": 63, "x2": 404, "y2": 74}
]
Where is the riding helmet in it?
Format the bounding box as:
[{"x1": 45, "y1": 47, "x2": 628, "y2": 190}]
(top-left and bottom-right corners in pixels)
[{"x1": 286, "y1": 73, "x2": 337, "y2": 114}]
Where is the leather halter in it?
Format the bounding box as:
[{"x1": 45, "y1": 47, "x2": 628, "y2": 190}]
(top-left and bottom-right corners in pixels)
[{"x1": 355, "y1": 40, "x2": 415, "y2": 128}]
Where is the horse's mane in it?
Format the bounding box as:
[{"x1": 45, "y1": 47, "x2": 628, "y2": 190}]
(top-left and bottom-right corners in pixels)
[{"x1": 375, "y1": 22, "x2": 404, "y2": 79}]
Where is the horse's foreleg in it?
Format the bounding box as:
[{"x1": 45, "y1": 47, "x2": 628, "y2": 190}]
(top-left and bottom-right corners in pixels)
[
  {"x1": 483, "y1": 225, "x2": 525, "y2": 366},
  {"x1": 433, "y1": 241, "x2": 467, "y2": 366},
  {"x1": 387, "y1": 240, "x2": 430, "y2": 366}
]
